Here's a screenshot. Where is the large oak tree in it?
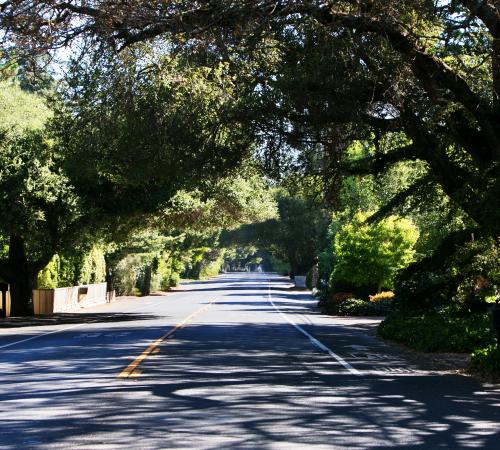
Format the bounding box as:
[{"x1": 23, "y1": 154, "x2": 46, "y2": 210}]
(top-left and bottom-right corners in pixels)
[{"x1": 1, "y1": 1, "x2": 499, "y2": 302}]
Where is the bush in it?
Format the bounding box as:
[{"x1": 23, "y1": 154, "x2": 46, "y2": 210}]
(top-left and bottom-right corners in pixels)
[
  {"x1": 395, "y1": 237, "x2": 499, "y2": 312},
  {"x1": 378, "y1": 312, "x2": 494, "y2": 352},
  {"x1": 37, "y1": 245, "x2": 107, "y2": 289},
  {"x1": 369, "y1": 291, "x2": 395, "y2": 302},
  {"x1": 38, "y1": 255, "x2": 60, "y2": 289},
  {"x1": 335, "y1": 298, "x2": 394, "y2": 316},
  {"x1": 471, "y1": 345, "x2": 500, "y2": 375},
  {"x1": 331, "y1": 212, "x2": 419, "y2": 292},
  {"x1": 319, "y1": 291, "x2": 354, "y2": 311},
  {"x1": 330, "y1": 278, "x2": 376, "y2": 301},
  {"x1": 78, "y1": 245, "x2": 106, "y2": 285},
  {"x1": 114, "y1": 254, "x2": 142, "y2": 295},
  {"x1": 169, "y1": 272, "x2": 180, "y2": 287}
]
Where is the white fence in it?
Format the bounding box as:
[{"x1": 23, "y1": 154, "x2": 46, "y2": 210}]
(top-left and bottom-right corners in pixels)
[{"x1": 3, "y1": 283, "x2": 110, "y2": 317}]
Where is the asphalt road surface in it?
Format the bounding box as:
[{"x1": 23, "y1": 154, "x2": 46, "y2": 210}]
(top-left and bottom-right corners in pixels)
[{"x1": 1, "y1": 273, "x2": 499, "y2": 449}]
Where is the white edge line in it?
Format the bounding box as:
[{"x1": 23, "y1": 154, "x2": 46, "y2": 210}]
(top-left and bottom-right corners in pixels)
[
  {"x1": 267, "y1": 279, "x2": 361, "y2": 376},
  {"x1": 0, "y1": 322, "x2": 86, "y2": 350}
]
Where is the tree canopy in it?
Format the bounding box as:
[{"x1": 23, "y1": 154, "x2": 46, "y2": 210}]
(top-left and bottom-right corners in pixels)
[{"x1": 1, "y1": 0, "x2": 499, "y2": 314}]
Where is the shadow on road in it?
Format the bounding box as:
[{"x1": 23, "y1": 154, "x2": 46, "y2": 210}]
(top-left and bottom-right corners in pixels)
[
  {"x1": 0, "y1": 318, "x2": 499, "y2": 449},
  {"x1": 0, "y1": 312, "x2": 161, "y2": 328},
  {"x1": 1, "y1": 274, "x2": 499, "y2": 448}
]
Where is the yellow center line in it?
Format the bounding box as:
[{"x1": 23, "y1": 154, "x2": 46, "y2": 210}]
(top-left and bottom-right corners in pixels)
[{"x1": 118, "y1": 299, "x2": 216, "y2": 379}]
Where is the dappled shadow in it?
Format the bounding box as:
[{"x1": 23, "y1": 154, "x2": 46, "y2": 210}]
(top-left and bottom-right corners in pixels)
[
  {"x1": 1, "y1": 318, "x2": 500, "y2": 449},
  {"x1": 1, "y1": 274, "x2": 498, "y2": 448},
  {"x1": 0, "y1": 312, "x2": 161, "y2": 328}
]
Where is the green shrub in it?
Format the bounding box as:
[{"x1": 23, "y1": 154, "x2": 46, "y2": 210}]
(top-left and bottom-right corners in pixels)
[
  {"x1": 57, "y1": 255, "x2": 78, "y2": 287},
  {"x1": 78, "y1": 245, "x2": 106, "y2": 285},
  {"x1": 331, "y1": 212, "x2": 419, "y2": 292},
  {"x1": 38, "y1": 246, "x2": 107, "y2": 289},
  {"x1": 471, "y1": 345, "x2": 500, "y2": 374},
  {"x1": 378, "y1": 312, "x2": 494, "y2": 352},
  {"x1": 169, "y1": 272, "x2": 180, "y2": 287},
  {"x1": 336, "y1": 298, "x2": 394, "y2": 316},
  {"x1": 114, "y1": 254, "x2": 142, "y2": 295},
  {"x1": 37, "y1": 255, "x2": 60, "y2": 289}
]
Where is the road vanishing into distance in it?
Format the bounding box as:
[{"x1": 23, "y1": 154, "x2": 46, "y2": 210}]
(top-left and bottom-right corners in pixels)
[{"x1": 1, "y1": 273, "x2": 500, "y2": 449}]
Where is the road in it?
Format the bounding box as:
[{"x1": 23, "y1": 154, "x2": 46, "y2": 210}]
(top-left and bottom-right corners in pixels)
[{"x1": 0, "y1": 273, "x2": 499, "y2": 449}]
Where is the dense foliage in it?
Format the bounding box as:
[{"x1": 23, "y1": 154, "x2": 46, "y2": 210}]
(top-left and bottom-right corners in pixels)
[
  {"x1": 222, "y1": 191, "x2": 330, "y2": 275},
  {"x1": 1, "y1": 0, "x2": 500, "y2": 375},
  {"x1": 0, "y1": 56, "x2": 275, "y2": 313},
  {"x1": 378, "y1": 310, "x2": 495, "y2": 353},
  {"x1": 331, "y1": 212, "x2": 418, "y2": 294}
]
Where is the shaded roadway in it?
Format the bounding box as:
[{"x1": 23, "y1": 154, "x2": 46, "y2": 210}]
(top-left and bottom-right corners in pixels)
[{"x1": 0, "y1": 273, "x2": 499, "y2": 449}]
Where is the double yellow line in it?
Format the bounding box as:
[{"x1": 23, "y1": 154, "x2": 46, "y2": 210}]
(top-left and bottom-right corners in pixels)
[{"x1": 118, "y1": 298, "x2": 216, "y2": 379}]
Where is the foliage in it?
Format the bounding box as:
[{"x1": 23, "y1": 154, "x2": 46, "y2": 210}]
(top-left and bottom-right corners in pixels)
[
  {"x1": 317, "y1": 247, "x2": 334, "y2": 284},
  {"x1": 223, "y1": 192, "x2": 330, "y2": 275},
  {"x1": 471, "y1": 346, "x2": 500, "y2": 376},
  {"x1": 332, "y1": 298, "x2": 394, "y2": 317},
  {"x1": 331, "y1": 212, "x2": 419, "y2": 294},
  {"x1": 37, "y1": 255, "x2": 60, "y2": 289},
  {"x1": 3, "y1": 1, "x2": 500, "y2": 319},
  {"x1": 0, "y1": 80, "x2": 83, "y2": 313},
  {"x1": 159, "y1": 171, "x2": 277, "y2": 234},
  {"x1": 37, "y1": 246, "x2": 107, "y2": 289},
  {"x1": 199, "y1": 249, "x2": 225, "y2": 278},
  {"x1": 223, "y1": 247, "x2": 261, "y2": 271},
  {"x1": 54, "y1": 53, "x2": 253, "y2": 221},
  {"x1": 267, "y1": 254, "x2": 290, "y2": 274},
  {"x1": 0, "y1": 80, "x2": 51, "y2": 134},
  {"x1": 114, "y1": 254, "x2": 143, "y2": 296},
  {"x1": 78, "y1": 245, "x2": 106, "y2": 285},
  {"x1": 330, "y1": 292, "x2": 356, "y2": 304},
  {"x1": 396, "y1": 236, "x2": 499, "y2": 311},
  {"x1": 378, "y1": 311, "x2": 495, "y2": 352},
  {"x1": 154, "y1": 254, "x2": 183, "y2": 290},
  {"x1": 370, "y1": 291, "x2": 395, "y2": 302}
]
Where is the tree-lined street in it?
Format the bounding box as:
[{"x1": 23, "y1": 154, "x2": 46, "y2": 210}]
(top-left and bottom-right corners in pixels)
[
  {"x1": 1, "y1": 2, "x2": 500, "y2": 445},
  {"x1": 1, "y1": 273, "x2": 499, "y2": 449}
]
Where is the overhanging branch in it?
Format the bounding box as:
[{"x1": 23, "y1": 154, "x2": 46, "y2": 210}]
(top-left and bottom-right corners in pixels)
[
  {"x1": 364, "y1": 175, "x2": 434, "y2": 224},
  {"x1": 345, "y1": 144, "x2": 420, "y2": 176}
]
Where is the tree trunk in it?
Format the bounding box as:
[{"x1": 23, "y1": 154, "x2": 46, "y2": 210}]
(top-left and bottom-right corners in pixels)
[
  {"x1": 311, "y1": 263, "x2": 319, "y2": 289},
  {"x1": 9, "y1": 270, "x2": 37, "y2": 316},
  {"x1": 8, "y1": 235, "x2": 37, "y2": 316},
  {"x1": 142, "y1": 265, "x2": 152, "y2": 296}
]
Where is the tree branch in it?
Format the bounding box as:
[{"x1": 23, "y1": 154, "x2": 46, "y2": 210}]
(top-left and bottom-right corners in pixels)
[
  {"x1": 309, "y1": 9, "x2": 500, "y2": 158},
  {"x1": 364, "y1": 175, "x2": 434, "y2": 224},
  {"x1": 345, "y1": 144, "x2": 420, "y2": 176},
  {"x1": 461, "y1": 1, "x2": 500, "y2": 38}
]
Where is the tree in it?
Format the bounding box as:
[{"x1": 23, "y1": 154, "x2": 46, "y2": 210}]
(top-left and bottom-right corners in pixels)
[
  {"x1": 0, "y1": 80, "x2": 82, "y2": 314},
  {"x1": 3, "y1": 1, "x2": 499, "y2": 295},
  {"x1": 54, "y1": 52, "x2": 253, "y2": 222},
  {"x1": 0, "y1": 51, "x2": 258, "y2": 314},
  {"x1": 331, "y1": 212, "x2": 419, "y2": 294},
  {"x1": 223, "y1": 192, "x2": 330, "y2": 275},
  {"x1": 6, "y1": 1, "x2": 495, "y2": 245},
  {"x1": 104, "y1": 169, "x2": 277, "y2": 295}
]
